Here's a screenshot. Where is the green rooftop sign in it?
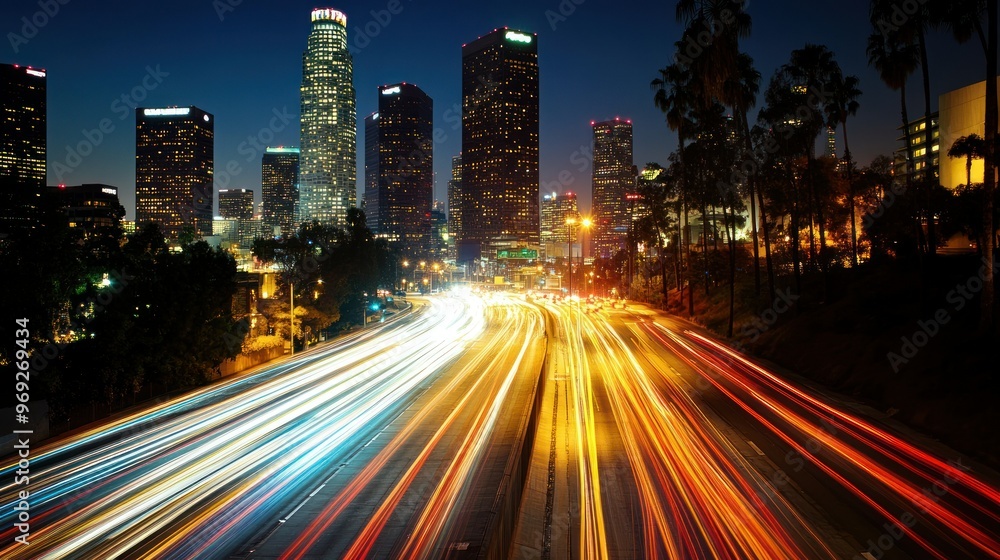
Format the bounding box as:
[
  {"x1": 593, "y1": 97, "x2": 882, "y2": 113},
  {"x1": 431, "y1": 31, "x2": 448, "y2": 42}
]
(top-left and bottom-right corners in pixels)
[{"x1": 497, "y1": 248, "x2": 539, "y2": 260}]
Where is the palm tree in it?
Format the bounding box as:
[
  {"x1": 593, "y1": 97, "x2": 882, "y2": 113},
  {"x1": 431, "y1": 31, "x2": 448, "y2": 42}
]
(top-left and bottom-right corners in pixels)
[
  {"x1": 866, "y1": 29, "x2": 920, "y2": 181},
  {"x1": 870, "y1": 0, "x2": 938, "y2": 256},
  {"x1": 867, "y1": 29, "x2": 925, "y2": 263},
  {"x1": 652, "y1": 62, "x2": 696, "y2": 316},
  {"x1": 674, "y1": 0, "x2": 753, "y2": 107},
  {"x1": 825, "y1": 70, "x2": 863, "y2": 267},
  {"x1": 947, "y1": 134, "x2": 988, "y2": 189},
  {"x1": 778, "y1": 44, "x2": 843, "y2": 295},
  {"x1": 722, "y1": 53, "x2": 764, "y2": 294}
]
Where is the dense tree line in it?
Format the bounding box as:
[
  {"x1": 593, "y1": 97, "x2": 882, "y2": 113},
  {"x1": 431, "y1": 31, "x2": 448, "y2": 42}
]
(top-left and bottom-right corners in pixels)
[
  {"x1": 1, "y1": 197, "x2": 245, "y2": 421},
  {"x1": 598, "y1": 0, "x2": 997, "y2": 338},
  {"x1": 252, "y1": 207, "x2": 396, "y2": 350}
]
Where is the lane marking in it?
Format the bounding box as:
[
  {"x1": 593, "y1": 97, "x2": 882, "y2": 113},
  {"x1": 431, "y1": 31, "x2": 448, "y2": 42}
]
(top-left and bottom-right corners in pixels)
[{"x1": 747, "y1": 440, "x2": 765, "y2": 456}]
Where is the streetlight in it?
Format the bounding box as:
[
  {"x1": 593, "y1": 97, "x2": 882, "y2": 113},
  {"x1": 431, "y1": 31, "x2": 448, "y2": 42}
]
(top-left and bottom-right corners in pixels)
[{"x1": 401, "y1": 260, "x2": 409, "y2": 291}]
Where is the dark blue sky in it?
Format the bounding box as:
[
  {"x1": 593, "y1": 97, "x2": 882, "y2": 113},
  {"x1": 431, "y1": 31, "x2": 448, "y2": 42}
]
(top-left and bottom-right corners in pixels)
[{"x1": 2, "y1": 0, "x2": 988, "y2": 219}]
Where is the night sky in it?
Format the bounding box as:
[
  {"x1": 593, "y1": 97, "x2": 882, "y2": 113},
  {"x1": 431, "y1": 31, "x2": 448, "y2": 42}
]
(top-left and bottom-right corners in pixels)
[{"x1": 1, "y1": 0, "x2": 988, "y2": 220}]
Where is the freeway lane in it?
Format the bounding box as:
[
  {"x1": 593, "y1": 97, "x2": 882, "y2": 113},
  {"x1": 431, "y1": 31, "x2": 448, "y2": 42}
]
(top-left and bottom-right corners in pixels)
[
  {"x1": 0, "y1": 294, "x2": 544, "y2": 559},
  {"x1": 514, "y1": 299, "x2": 1000, "y2": 559}
]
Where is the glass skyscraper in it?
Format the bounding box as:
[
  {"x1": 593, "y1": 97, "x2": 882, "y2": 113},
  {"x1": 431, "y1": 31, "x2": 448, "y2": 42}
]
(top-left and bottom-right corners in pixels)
[
  {"x1": 365, "y1": 82, "x2": 433, "y2": 257},
  {"x1": 262, "y1": 146, "x2": 299, "y2": 237},
  {"x1": 460, "y1": 27, "x2": 539, "y2": 253},
  {"x1": 591, "y1": 118, "x2": 633, "y2": 259},
  {"x1": 299, "y1": 8, "x2": 357, "y2": 228},
  {"x1": 135, "y1": 106, "x2": 214, "y2": 239},
  {"x1": 1, "y1": 63, "x2": 46, "y2": 234},
  {"x1": 218, "y1": 189, "x2": 254, "y2": 220}
]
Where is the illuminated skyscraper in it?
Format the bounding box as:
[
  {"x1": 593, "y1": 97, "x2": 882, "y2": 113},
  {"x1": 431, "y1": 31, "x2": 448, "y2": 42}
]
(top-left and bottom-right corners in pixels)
[
  {"x1": 461, "y1": 27, "x2": 539, "y2": 253},
  {"x1": 135, "y1": 106, "x2": 214, "y2": 239},
  {"x1": 540, "y1": 191, "x2": 579, "y2": 261},
  {"x1": 262, "y1": 147, "x2": 299, "y2": 237},
  {"x1": 591, "y1": 118, "x2": 633, "y2": 259},
  {"x1": 218, "y1": 189, "x2": 254, "y2": 220},
  {"x1": 299, "y1": 8, "x2": 356, "y2": 227},
  {"x1": 366, "y1": 82, "x2": 433, "y2": 256},
  {"x1": 363, "y1": 112, "x2": 379, "y2": 232},
  {"x1": 0, "y1": 63, "x2": 46, "y2": 234},
  {"x1": 447, "y1": 155, "x2": 462, "y2": 245}
]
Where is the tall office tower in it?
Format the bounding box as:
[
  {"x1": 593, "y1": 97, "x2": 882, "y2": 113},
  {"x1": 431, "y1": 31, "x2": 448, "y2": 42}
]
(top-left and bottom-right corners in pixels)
[
  {"x1": 135, "y1": 106, "x2": 214, "y2": 239},
  {"x1": 262, "y1": 146, "x2": 299, "y2": 237},
  {"x1": 540, "y1": 191, "x2": 579, "y2": 260},
  {"x1": 591, "y1": 118, "x2": 633, "y2": 259},
  {"x1": 447, "y1": 154, "x2": 462, "y2": 243},
  {"x1": 219, "y1": 189, "x2": 254, "y2": 220},
  {"x1": 299, "y1": 8, "x2": 357, "y2": 227},
  {"x1": 461, "y1": 27, "x2": 539, "y2": 253},
  {"x1": 0, "y1": 63, "x2": 46, "y2": 234},
  {"x1": 363, "y1": 112, "x2": 379, "y2": 232},
  {"x1": 367, "y1": 82, "x2": 433, "y2": 256},
  {"x1": 43, "y1": 184, "x2": 123, "y2": 236},
  {"x1": 825, "y1": 126, "x2": 837, "y2": 159}
]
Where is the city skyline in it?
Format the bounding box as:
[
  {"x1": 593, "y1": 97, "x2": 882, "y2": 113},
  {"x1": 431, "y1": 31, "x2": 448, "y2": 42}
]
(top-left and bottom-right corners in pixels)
[{"x1": 0, "y1": 0, "x2": 989, "y2": 221}]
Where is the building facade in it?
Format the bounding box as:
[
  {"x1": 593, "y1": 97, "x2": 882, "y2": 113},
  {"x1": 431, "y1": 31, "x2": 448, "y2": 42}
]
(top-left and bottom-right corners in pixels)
[
  {"x1": 262, "y1": 146, "x2": 299, "y2": 237},
  {"x1": 365, "y1": 82, "x2": 433, "y2": 256},
  {"x1": 540, "y1": 192, "x2": 579, "y2": 261},
  {"x1": 135, "y1": 106, "x2": 214, "y2": 239},
  {"x1": 447, "y1": 154, "x2": 462, "y2": 256},
  {"x1": 894, "y1": 112, "x2": 939, "y2": 187},
  {"x1": 0, "y1": 63, "x2": 46, "y2": 234},
  {"x1": 43, "y1": 184, "x2": 123, "y2": 235},
  {"x1": 460, "y1": 27, "x2": 539, "y2": 254},
  {"x1": 299, "y1": 8, "x2": 357, "y2": 227},
  {"x1": 939, "y1": 77, "x2": 1000, "y2": 190},
  {"x1": 591, "y1": 118, "x2": 634, "y2": 259},
  {"x1": 219, "y1": 189, "x2": 254, "y2": 220},
  {"x1": 363, "y1": 112, "x2": 379, "y2": 232}
]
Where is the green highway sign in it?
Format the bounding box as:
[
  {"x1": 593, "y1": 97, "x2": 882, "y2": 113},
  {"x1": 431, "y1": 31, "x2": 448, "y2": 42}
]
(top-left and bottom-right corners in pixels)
[{"x1": 497, "y1": 248, "x2": 539, "y2": 260}]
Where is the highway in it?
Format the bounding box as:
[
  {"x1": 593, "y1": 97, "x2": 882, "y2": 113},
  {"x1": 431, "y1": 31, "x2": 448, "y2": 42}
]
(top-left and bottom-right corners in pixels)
[
  {"x1": 3, "y1": 292, "x2": 999, "y2": 559},
  {"x1": 513, "y1": 298, "x2": 1000, "y2": 559},
  {"x1": 0, "y1": 295, "x2": 545, "y2": 559}
]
